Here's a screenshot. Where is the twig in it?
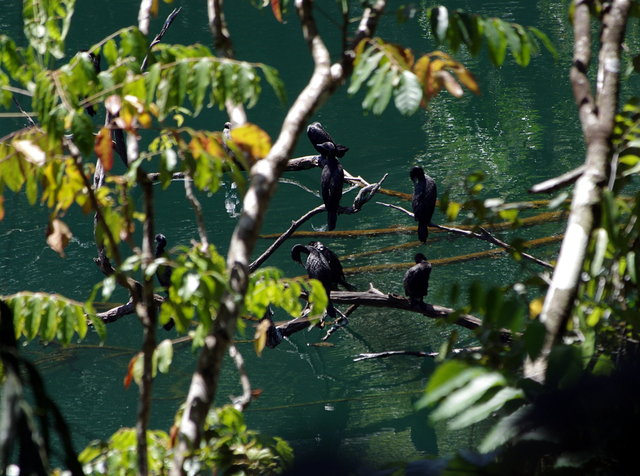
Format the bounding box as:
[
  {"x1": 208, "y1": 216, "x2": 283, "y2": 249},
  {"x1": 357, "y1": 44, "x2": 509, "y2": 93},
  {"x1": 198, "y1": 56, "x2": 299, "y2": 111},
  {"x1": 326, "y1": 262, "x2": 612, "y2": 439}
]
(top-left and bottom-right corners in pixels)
[
  {"x1": 528, "y1": 165, "x2": 586, "y2": 194},
  {"x1": 249, "y1": 204, "x2": 325, "y2": 272},
  {"x1": 379, "y1": 201, "x2": 554, "y2": 269},
  {"x1": 228, "y1": 344, "x2": 252, "y2": 411},
  {"x1": 184, "y1": 173, "x2": 209, "y2": 250},
  {"x1": 140, "y1": 7, "x2": 183, "y2": 71},
  {"x1": 12, "y1": 97, "x2": 37, "y2": 128},
  {"x1": 353, "y1": 346, "x2": 481, "y2": 362}
]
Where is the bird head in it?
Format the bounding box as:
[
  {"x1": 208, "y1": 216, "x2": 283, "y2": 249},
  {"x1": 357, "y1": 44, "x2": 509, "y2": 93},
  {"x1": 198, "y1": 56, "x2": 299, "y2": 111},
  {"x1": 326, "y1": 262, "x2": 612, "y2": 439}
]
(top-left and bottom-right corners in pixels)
[
  {"x1": 414, "y1": 253, "x2": 427, "y2": 263},
  {"x1": 410, "y1": 166, "x2": 425, "y2": 183},
  {"x1": 291, "y1": 244, "x2": 310, "y2": 265}
]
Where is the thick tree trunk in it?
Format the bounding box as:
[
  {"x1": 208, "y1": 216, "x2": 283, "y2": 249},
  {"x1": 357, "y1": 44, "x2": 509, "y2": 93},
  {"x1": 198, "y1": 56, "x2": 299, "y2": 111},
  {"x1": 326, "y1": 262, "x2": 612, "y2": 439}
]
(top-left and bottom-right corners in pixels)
[{"x1": 525, "y1": 0, "x2": 631, "y2": 382}]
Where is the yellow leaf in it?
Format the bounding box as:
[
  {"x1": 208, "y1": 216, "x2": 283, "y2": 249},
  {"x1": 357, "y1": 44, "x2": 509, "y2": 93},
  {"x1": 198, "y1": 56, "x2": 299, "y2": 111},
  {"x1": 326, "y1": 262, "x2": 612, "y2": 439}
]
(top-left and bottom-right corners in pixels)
[
  {"x1": 46, "y1": 219, "x2": 73, "y2": 258},
  {"x1": 529, "y1": 298, "x2": 544, "y2": 318},
  {"x1": 453, "y1": 66, "x2": 481, "y2": 95},
  {"x1": 230, "y1": 123, "x2": 272, "y2": 162},
  {"x1": 254, "y1": 319, "x2": 271, "y2": 357},
  {"x1": 151, "y1": 0, "x2": 159, "y2": 16},
  {"x1": 414, "y1": 55, "x2": 430, "y2": 80},
  {"x1": 0, "y1": 196, "x2": 4, "y2": 221},
  {"x1": 94, "y1": 127, "x2": 113, "y2": 171},
  {"x1": 14, "y1": 140, "x2": 46, "y2": 166}
]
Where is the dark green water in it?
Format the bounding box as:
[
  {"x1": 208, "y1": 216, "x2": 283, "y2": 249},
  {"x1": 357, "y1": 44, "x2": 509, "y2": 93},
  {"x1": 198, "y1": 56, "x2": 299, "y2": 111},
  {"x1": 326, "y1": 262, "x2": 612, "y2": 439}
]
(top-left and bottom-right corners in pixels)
[{"x1": 0, "y1": 0, "x2": 596, "y2": 470}]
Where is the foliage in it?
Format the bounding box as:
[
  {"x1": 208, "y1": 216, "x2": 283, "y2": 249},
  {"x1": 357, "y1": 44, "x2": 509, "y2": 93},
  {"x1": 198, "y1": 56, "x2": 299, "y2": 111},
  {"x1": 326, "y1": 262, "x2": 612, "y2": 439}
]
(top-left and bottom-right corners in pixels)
[
  {"x1": 78, "y1": 406, "x2": 293, "y2": 475},
  {"x1": 2, "y1": 292, "x2": 106, "y2": 344},
  {"x1": 426, "y1": 5, "x2": 558, "y2": 67}
]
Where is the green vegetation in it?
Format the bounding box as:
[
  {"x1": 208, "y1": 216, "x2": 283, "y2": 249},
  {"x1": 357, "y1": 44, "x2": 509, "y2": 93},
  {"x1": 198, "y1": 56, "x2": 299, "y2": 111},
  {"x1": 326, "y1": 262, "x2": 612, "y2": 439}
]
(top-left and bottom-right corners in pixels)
[{"x1": 1, "y1": 0, "x2": 639, "y2": 475}]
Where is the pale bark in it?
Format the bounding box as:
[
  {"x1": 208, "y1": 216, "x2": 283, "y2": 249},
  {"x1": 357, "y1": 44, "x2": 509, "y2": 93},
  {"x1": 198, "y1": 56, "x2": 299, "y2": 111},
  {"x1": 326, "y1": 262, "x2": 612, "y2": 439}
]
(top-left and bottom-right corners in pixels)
[
  {"x1": 170, "y1": 1, "x2": 386, "y2": 472},
  {"x1": 525, "y1": 0, "x2": 631, "y2": 382}
]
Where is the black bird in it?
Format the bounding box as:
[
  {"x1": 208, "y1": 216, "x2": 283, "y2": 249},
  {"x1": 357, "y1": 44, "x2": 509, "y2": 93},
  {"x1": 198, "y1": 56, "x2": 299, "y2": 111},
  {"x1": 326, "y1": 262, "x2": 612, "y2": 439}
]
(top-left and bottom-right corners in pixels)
[
  {"x1": 154, "y1": 233, "x2": 175, "y2": 330},
  {"x1": 318, "y1": 141, "x2": 344, "y2": 231},
  {"x1": 306, "y1": 122, "x2": 349, "y2": 158},
  {"x1": 403, "y1": 253, "x2": 432, "y2": 307},
  {"x1": 410, "y1": 166, "x2": 437, "y2": 242},
  {"x1": 291, "y1": 243, "x2": 337, "y2": 318},
  {"x1": 308, "y1": 241, "x2": 355, "y2": 291}
]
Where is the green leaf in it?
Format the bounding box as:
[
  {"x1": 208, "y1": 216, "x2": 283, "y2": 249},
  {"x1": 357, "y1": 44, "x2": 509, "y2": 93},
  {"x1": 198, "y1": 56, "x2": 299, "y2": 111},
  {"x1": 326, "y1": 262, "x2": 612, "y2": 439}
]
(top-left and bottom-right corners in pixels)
[
  {"x1": 590, "y1": 228, "x2": 608, "y2": 276},
  {"x1": 394, "y1": 70, "x2": 422, "y2": 116},
  {"x1": 260, "y1": 64, "x2": 286, "y2": 106},
  {"x1": 484, "y1": 19, "x2": 507, "y2": 67},
  {"x1": 155, "y1": 339, "x2": 173, "y2": 374},
  {"x1": 417, "y1": 360, "x2": 486, "y2": 408},
  {"x1": 479, "y1": 404, "x2": 531, "y2": 452},
  {"x1": 449, "y1": 387, "x2": 524, "y2": 430},
  {"x1": 71, "y1": 111, "x2": 95, "y2": 156},
  {"x1": 103, "y1": 39, "x2": 118, "y2": 65},
  {"x1": 523, "y1": 319, "x2": 546, "y2": 360},
  {"x1": 41, "y1": 298, "x2": 59, "y2": 342},
  {"x1": 348, "y1": 50, "x2": 384, "y2": 95},
  {"x1": 431, "y1": 371, "x2": 507, "y2": 420},
  {"x1": 190, "y1": 59, "x2": 211, "y2": 115},
  {"x1": 528, "y1": 27, "x2": 558, "y2": 60}
]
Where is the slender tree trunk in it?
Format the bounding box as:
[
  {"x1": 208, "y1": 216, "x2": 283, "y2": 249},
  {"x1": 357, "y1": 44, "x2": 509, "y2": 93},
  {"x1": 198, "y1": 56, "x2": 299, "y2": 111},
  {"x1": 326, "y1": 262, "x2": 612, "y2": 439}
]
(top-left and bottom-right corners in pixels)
[
  {"x1": 525, "y1": 0, "x2": 631, "y2": 382},
  {"x1": 170, "y1": 1, "x2": 387, "y2": 473}
]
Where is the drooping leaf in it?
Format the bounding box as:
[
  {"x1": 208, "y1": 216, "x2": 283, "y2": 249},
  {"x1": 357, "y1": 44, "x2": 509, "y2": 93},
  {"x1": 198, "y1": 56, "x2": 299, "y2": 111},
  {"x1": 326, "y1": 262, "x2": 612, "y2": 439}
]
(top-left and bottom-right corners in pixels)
[
  {"x1": 94, "y1": 127, "x2": 114, "y2": 171},
  {"x1": 394, "y1": 70, "x2": 422, "y2": 116},
  {"x1": 46, "y1": 218, "x2": 73, "y2": 258},
  {"x1": 230, "y1": 123, "x2": 272, "y2": 161}
]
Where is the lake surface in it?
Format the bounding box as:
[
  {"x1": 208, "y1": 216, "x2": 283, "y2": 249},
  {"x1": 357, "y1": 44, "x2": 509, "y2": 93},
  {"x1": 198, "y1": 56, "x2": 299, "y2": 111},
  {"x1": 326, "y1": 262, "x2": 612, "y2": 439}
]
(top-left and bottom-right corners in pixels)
[{"x1": 0, "y1": 0, "x2": 597, "y2": 471}]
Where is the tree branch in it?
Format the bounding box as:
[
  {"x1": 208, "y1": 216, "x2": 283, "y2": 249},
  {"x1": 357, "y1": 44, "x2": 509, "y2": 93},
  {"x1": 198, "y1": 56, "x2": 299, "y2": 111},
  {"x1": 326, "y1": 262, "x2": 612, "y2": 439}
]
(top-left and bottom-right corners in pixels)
[
  {"x1": 528, "y1": 165, "x2": 586, "y2": 194},
  {"x1": 525, "y1": 0, "x2": 631, "y2": 382},
  {"x1": 228, "y1": 345, "x2": 252, "y2": 411},
  {"x1": 353, "y1": 347, "x2": 481, "y2": 362},
  {"x1": 378, "y1": 202, "x2": 554, "y2": 269}
]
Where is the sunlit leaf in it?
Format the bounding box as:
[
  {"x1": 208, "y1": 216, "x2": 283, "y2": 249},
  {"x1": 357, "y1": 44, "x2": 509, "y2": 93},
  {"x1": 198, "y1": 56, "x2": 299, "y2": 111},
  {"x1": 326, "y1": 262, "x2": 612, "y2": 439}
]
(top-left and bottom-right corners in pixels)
[
  {"x1": 230, "y1": 123, "x2": 272, "y2": 161},
  {"x1": 271, "y1": 0, "x2": 282, "y2": 23},
  {"x1": 14, "y1": 139, "x2": 46, "y2": 166},
  {"x1": 394, "y1": 70, "x2": 422, "y2": 116},
  {"x1": 46, "y1": 218, "x2": 73, "y2": 258},
  {"x1": 254, "y1": 319, "x2": 271, "y2": 356}
]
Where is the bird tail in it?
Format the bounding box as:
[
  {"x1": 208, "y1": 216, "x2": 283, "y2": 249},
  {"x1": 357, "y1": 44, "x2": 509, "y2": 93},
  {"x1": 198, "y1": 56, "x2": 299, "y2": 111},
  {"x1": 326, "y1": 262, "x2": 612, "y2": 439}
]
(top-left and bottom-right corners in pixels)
[
  {"x1": 327, "y1": 210, "x2": 338, "y2": 231},
  {"x1": 418, "y1": 221, "x2": 429, "y2": 242},
  {"x1": 341, "y1": 279, "x2": 356, "y2": 291},
  {"x1": 326, "y1": 300, "x2": 337, "y2": 318}
]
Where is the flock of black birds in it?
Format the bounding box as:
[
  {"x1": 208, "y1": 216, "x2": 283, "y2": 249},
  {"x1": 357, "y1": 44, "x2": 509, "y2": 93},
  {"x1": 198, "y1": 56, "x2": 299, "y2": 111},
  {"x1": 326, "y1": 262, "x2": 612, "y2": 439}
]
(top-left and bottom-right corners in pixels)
[
  {"x1": 153, "y1": 122, "x2": 438, "y2": 326},
  {"x1": 291, "y1": 122, "x2": 437, "y2": 320}
]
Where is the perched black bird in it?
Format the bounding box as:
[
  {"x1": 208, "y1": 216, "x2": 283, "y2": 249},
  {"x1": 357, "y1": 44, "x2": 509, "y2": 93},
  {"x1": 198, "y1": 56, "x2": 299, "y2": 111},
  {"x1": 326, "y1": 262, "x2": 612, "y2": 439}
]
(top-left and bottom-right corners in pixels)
[
  {"x1": 403, "y1": 253, "x2": 432, "y2": 307},
  {"x1": 291, "y1": 243, "x2": 337, "y2": 318},
  {"x1": 154, "y1": 233, "x2": 175, "y2": 330},
  {"x1": 410, "y1": 166, "x2": 437, "y2": 242},
  {"x1": 308, "y1": 241, "x2": 355, "y2": 291},
  {"x1": 318, "y1": 141, "x2": 344, "y2": 231},
  {"x1": 306, "y1": 122, "x2": 349, "y2": 158}
]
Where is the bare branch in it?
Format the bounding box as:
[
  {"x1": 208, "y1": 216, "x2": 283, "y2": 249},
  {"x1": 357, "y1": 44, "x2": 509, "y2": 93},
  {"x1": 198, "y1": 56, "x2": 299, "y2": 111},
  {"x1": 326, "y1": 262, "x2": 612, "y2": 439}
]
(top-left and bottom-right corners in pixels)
[
  {"x1": 184, "y1": 174, "x2": 209, "y2": 250},
  {"x1": 228, "y1": 345, "x2": 252, "y2": 411},
  {"x1": 529, "y1": 165, "x2": 586, "y2": 194},
  {"x1": 353, "y1": 347, "x2": 481, "y2": 362},
  {"x1": 379, "y1": 202, "x2": 554, "y2": 269},
  {"x1": 141, "y1": 7, "x2": 183, "y2": 71},
  {"x1": 249, "y1": 204, "x2": 325, "y2": 272}
]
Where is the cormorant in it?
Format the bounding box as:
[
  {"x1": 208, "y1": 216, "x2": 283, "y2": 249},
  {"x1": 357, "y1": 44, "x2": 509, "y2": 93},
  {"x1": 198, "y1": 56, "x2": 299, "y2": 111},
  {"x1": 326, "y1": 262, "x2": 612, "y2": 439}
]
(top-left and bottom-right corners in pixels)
[
  {"x1": 318, "y1": 141, "x2": 344, "y2": 231},
  {"x1": 410, "y1": 166, "x2": 437, "y2": 242},
  {"x1": 291, "y1": 243, "x2": 337, "y2": 318},
  {"x1": 308, "y1": 241, "x2": 355, "y2": 291},
  {"x1": 154, "y1": 233, "x2": 175, "y2": 330},
  {"x1": 403, "y1": 253, "x2": 432, "y2": 307},
  {"x1": 306, "y1": 122, "x2": 349, "y2": 158}
]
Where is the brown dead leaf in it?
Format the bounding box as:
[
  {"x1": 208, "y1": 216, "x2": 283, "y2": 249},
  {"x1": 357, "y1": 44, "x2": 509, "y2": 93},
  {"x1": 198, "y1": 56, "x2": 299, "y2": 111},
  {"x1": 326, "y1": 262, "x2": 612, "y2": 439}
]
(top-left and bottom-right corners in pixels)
[
  {"x1": 254, "y1": 319, "x2": 271, "y2": 356},
  {"x1": 46, "y1": 219, "x2": 73, "y2": 258},
  {"x1": 94, "y1": 127, "x2": 114, "y2": 171}
]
